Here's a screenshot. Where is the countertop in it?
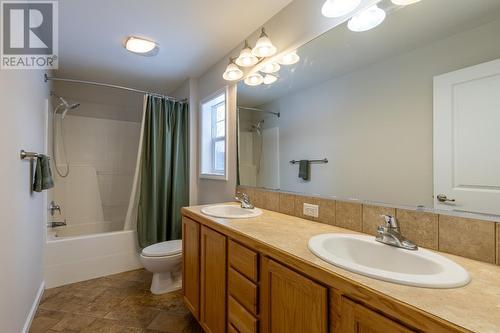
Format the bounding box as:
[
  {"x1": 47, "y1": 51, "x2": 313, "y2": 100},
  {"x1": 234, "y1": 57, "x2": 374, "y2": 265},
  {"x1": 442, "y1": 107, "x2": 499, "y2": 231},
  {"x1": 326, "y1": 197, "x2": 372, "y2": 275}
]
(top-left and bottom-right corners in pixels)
[{"x1": 182, "y1": 204, "x2": 500, "y2": 333}]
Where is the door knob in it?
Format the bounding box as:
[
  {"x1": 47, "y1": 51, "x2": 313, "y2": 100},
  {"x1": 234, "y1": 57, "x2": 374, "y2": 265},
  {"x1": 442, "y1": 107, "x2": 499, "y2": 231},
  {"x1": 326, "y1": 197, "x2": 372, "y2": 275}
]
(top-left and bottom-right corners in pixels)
[{"x1": 437, "y1": 194, "x2": 455, "y2": 203}]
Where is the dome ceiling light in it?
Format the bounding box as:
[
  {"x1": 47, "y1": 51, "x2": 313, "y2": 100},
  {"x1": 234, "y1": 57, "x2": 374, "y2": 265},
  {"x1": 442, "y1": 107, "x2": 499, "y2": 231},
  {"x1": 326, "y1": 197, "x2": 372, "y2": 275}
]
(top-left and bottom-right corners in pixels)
[
  {"x1": 252, "y1": 28, "x2": 277, "y2": 58},
  {"x1": 222, "y1": 58, "x2": 243, "y2": 81},
  {"x1": 244, "y1": 73, "x2": 264, "y2": 86},
  {"x1": 321, "y1": 0, "x2": 362, "y2": 18},
  {"x1": 124, "y1": 36, "x2": 159, "y2": 55},
  {"x1": 347, "y1": 5, "x2": 386, "y2": 32},
  {"x1": 235, "y1": 40, "x2": 259, "y2": 67}
]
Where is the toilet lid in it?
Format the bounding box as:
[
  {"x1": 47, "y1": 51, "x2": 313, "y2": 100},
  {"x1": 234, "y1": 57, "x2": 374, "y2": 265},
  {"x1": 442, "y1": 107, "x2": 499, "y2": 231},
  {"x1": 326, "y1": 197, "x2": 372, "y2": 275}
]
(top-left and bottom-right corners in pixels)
[{"x1": 142, "y1": 239, "x2": 182, "y2": 257}]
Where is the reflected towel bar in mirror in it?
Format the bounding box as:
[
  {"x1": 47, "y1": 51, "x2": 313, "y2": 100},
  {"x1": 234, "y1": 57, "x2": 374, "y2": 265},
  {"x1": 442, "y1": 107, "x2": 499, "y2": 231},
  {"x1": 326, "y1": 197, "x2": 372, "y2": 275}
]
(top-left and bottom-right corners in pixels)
[
  {"x1": 20, "y1": 150, "x2": 50, "y2": 160},
  {"x1": 290, "y1": 158, "x2": 328, "y2": 164}
]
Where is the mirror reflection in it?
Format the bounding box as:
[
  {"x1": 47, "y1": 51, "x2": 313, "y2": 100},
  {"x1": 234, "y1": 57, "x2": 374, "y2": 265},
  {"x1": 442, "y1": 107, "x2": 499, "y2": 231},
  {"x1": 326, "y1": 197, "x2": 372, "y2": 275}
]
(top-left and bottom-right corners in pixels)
[{"x1": 237, "y1": 0, "x2": 500, "y2": 212}]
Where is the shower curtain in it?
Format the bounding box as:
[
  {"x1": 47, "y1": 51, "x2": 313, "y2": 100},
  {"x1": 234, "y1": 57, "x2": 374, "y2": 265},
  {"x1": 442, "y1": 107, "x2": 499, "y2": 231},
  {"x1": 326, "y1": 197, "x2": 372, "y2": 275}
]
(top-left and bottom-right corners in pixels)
[{"x1": 125, "y1": 95, "x2": 189, "y2": 248}]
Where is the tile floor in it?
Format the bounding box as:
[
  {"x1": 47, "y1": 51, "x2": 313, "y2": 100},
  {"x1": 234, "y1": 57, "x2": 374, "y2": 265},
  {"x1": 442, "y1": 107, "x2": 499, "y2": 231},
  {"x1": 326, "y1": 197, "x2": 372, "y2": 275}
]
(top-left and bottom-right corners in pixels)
[{"x1": 29, "y1": 269, "x2": 203, "y2": 333}]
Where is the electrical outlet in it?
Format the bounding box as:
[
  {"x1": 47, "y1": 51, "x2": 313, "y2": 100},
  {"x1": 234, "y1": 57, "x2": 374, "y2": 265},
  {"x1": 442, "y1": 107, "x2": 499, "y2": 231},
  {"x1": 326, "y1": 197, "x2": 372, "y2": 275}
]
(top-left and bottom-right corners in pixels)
[{"x1": 303, "y1": 203, "x2": 319, "y2": 218}]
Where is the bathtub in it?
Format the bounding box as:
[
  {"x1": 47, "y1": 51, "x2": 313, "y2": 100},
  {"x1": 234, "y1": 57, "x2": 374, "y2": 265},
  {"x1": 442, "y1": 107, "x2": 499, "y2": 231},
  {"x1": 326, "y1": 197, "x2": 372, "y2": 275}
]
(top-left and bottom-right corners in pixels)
[{"x1": 44, "y1": 229, "x2": 142, "y2": 288}]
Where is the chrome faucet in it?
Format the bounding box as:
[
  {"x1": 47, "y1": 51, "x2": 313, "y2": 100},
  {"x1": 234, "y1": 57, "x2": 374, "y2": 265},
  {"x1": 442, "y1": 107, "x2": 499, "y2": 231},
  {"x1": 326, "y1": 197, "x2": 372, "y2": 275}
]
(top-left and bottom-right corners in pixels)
[
  {"x1": 235, "y1": 192, "x2": 254, "y2": 209},
  {"x1": 49, "y1": 201, "x2": 61, "y2": 216},
  {"x1": 375, "y1": 215, "x2": 418, "y2": 251}
]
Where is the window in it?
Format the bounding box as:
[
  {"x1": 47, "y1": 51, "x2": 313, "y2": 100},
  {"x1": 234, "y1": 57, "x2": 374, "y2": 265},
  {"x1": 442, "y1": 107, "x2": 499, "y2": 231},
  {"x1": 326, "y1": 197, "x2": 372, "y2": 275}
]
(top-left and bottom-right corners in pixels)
[{"x1": 200, "y1": 88, "x2": 227, "y2": 180}]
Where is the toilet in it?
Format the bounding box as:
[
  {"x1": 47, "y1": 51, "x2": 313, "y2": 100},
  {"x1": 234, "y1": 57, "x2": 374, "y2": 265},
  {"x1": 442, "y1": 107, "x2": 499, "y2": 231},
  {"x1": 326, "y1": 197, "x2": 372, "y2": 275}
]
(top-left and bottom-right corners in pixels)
[{"x1": 140, "y1": 239, "x2": 182, "y2": 294}]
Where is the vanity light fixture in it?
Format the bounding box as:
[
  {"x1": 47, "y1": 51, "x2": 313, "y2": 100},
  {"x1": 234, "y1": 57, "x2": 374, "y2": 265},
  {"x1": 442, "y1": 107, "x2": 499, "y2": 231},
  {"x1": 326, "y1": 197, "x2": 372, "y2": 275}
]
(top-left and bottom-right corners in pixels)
[
  {"x1": 124, "y1": 36, "x2": 159, "y2": 55},
  {"x1": 347, "y1": 5, "x2": 386, "y2": 32},
  {"x1": 244, "y1": 73, "x2": 264, "y2": 86},
  {"x1": 252, "y1": 28, "x2": 277, "y2": 58},
  {"x1": 278, "y1": 51, "x2": 300, "y2": 65},
  {"x1": 321, "y1": 0, "x2": 362, "y2": 18},
  {"x1": 222, "y1": 58, "x2": 244, "y2": 81},
  {"x1": 391, "y1": 0, "x2": 421, "y2": 5},
  {"x1": 263, "y1": 74, "x2": 278, "y2": 85},
  {"x1": 261, "y1": 62, "x2": 281, "y2": 74},
  {"x1": 236, "y1": 40, "x2": 259, "y2": 67}
]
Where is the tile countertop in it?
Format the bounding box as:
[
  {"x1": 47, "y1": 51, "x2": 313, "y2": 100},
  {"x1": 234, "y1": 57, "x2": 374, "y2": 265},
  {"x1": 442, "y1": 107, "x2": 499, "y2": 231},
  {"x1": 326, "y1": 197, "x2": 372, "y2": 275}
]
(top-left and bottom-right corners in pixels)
[{"x1": 183, "y1": 204, "x2": 500, "y2": 333}]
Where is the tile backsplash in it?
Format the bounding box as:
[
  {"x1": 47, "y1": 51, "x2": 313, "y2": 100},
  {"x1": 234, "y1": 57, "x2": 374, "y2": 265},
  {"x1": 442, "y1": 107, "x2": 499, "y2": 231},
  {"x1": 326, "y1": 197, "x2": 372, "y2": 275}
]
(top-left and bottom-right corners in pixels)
[{"x1": 236, "y1": 186, "x2": 499, "y2": 265}]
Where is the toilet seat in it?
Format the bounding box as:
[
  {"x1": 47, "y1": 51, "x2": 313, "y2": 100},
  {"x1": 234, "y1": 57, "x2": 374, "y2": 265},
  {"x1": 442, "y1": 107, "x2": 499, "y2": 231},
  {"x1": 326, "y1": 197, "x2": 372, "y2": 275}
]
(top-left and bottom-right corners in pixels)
[{"x1": 142, "y1": 239, "x2": 182, "y2": 257}]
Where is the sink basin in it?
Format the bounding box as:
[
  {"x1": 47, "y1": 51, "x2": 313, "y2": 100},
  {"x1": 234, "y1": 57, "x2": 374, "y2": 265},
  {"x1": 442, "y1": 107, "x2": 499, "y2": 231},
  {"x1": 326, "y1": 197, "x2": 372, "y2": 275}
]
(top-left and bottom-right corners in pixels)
[
  {"x1": 201, "y1": 204, "x2": 262, "y2": 219},
  {"x1": 308, "y1": 234, "x2": 470, "y2": 288}
]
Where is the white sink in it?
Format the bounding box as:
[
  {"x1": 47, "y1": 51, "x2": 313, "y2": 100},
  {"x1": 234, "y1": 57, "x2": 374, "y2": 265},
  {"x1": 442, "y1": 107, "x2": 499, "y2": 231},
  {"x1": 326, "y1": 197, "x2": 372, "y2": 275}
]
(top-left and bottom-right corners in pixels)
[
  {"x1": 308, "y1": 234, "x2": 470, "y2": 288},
  {"x1": 201, "y1": 204, "x2": 262, "y2": 219}
]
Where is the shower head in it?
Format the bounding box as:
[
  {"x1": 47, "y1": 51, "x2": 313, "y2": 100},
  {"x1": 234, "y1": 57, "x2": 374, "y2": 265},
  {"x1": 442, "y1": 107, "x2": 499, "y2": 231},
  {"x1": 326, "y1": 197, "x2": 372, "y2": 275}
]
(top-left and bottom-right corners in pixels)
[
  {"x1": 251, "y1": 120, "x2": 265, "y2": 136},
  {"x1": 54, "y1": 96, "x2": 80, "y2": 118}
]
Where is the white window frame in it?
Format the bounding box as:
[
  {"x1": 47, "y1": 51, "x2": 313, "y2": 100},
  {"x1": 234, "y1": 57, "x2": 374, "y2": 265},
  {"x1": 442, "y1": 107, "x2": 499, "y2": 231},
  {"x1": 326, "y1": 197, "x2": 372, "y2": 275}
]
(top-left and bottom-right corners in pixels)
[{"x1": 199, "y1": 87, "x2": 228, "y2": 181}]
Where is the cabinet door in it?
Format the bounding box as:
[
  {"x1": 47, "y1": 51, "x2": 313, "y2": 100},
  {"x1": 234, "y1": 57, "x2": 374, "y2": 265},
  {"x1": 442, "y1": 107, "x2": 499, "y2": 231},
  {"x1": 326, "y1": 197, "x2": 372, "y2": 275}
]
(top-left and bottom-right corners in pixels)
[
  {"x1": 260, "y1": 258, "x2": 327, "y2": 333},
  {"x1": 341, "y1": 297, "x2": 416, "y2": 333},
  {"x1": 182, "y1": 217, "x2": 200, "y2": 319},
  {"x1": 200, "y1": 226, "x2": 227, "y2": 333}
]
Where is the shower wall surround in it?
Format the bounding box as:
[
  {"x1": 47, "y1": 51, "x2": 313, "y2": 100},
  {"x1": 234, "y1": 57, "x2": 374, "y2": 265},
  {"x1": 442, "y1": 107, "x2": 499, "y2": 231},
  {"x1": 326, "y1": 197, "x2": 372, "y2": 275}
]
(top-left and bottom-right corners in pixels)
[{"x1": 53, "y1": 114, "x2": 140, "y2": 236}]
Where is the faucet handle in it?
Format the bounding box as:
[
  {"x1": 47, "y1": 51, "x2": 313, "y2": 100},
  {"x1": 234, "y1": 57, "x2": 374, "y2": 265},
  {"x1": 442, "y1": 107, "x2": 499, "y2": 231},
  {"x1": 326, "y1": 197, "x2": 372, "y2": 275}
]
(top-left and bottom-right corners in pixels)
[{"x1": 380, "y1": 214, "x2": 398, "y2": 229}]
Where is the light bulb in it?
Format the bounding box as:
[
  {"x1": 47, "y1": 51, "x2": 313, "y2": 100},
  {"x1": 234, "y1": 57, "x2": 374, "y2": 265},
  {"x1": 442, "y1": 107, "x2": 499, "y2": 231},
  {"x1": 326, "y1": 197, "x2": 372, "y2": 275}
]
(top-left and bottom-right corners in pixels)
[
  {"x1": 261, "y1": 62, "x2": 280, "y2": 74},
  {"x1": 222, "y1": 59, "x2": 243, "y2": 81},
  {"x1": 347, "y1": 5, "x2": 386, "y2": 32},
  {"x1": 252, "y1": 28, "x2": 277, "y2": 58},
  {"x1": 321, "y1": 0, "x2": 362, "y2": 18},
  {"x1": 244, "y1": 73, "x2": 264, "y2": 86},
  {"x1": 236, "y1": 41, "x2": 258, "y2": 67},
  {"x1": 125, "y1": 36, "x2": 158, "y2": 55},
  {"x1": 263, "y1": 74, "x2": 278, "y2": 85},
  {"x1": 278, "y1": 51, "x2": 300, "y2": 65},
  {"x1": 391, "y1": 0, "x2": 421, "y2": 5}
]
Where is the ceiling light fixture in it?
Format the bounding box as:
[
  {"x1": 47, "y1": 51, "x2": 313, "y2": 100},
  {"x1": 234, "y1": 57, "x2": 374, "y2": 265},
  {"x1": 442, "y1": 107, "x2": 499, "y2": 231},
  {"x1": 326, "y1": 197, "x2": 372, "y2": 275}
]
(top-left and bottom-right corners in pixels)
[
  {"x1": 236, "y1": 40, "x2": 259, "y2": 67},
  {"x1": 347, "y1": 5, "x2": 386, "y2": 32},
  {"x1": 279, "y1": 51, "x2": 300, "y2": 65},
  {"x1": 263, "y1": 74, "x2": 278, "y2": 85},
  {"x1": 391, "y1": 0, "x2": 421, "y2": 5},
  {"x1": 244, "y1": 73, "x2": 264, "y2": 86},
  {"x1": 321, "y1": 0, "x2": 362, "y2": 18},
  {"x1": 252, "y1": 28, "x2": 277, "y2": 58},
  {"x1": 261, "y1": 62, "x2": 281, "y2": 74},
  {"x1": 222, "y1": 58, "x2": 244, "y2": 81},
  {"x1": 124, "y1": 36, "x2": 159, "y2": 55}
]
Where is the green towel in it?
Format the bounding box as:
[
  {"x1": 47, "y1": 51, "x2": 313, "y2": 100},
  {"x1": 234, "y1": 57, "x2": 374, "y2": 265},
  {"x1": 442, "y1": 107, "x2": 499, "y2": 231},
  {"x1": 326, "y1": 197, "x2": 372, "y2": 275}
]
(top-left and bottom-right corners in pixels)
[
  {"x1": 33, "y1": 154, "x2": 54, "y2": 192},
  {"x1": 298, "y1": 160, "x2": 309, "y2": 181}
]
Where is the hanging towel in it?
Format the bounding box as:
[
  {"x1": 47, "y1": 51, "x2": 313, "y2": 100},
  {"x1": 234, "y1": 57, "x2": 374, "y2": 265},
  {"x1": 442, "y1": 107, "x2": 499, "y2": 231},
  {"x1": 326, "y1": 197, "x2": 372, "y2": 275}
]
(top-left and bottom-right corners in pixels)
[
  {"x1": 33, "y1": 154, "x2": 54, "y2": 192},
  {"x1": 298, "y1": 160, "x2": 309, "y2": 181}
]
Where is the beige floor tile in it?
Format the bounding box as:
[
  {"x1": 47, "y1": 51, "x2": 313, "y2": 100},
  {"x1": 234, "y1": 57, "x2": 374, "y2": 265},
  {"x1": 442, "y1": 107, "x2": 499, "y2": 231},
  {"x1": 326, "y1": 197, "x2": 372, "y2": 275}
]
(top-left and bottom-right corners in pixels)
[
  {"x1": 121, "y1": 290, "x2": 188, "y2": 314},
  {"x1": 80, "y1": 318, "x2": 148, "y2": 333},
  {"x1": 104, "y1": 304, "x2": 161, "y2": 328},
  {"x1": 50, "y1": 313, "x2": 97, "y2": 331},
  {"x1": 28, "y1": 316, "x2": 61, "y2": 333},
  {"x1": 147, "y1": 312, "x2": 202, "y2": 333}
]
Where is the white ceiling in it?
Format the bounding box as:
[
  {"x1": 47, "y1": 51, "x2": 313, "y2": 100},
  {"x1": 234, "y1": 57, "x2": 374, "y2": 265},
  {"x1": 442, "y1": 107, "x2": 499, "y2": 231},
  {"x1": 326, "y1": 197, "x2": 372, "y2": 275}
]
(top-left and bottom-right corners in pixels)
[
  {"x1": 238, "y1": 0, "x2": 500, "y2": 107},
  {"x1": 55, "y1": 0, "x2": 292, "y2": 94}
]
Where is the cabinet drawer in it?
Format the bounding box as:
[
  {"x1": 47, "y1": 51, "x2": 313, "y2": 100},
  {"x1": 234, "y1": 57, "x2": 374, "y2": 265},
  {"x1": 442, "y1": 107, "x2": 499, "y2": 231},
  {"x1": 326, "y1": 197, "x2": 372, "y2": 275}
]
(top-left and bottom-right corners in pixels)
[
  {"x1": 229, "y1": 240, "x2": 258, "y2": 282},
  {"x1": 229, "y1": 296, "x2": 258, "y2": 333},
  {"x1": 228, "y1": 267, "x2": 258, "y2": 315}
]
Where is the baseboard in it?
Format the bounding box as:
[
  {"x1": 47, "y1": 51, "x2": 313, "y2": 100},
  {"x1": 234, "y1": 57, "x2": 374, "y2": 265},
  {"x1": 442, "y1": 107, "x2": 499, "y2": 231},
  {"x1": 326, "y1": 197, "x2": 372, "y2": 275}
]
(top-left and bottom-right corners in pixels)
[{"x1": 22, "y1": 281, "x2": 45, "y2": 333}]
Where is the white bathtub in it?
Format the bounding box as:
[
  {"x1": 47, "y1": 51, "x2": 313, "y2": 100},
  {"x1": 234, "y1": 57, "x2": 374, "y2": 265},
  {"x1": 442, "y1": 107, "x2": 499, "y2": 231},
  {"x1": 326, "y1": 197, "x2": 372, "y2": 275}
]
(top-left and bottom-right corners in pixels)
[{"x1": 44, "y1": 230, "x2": 142, "y2": 288}]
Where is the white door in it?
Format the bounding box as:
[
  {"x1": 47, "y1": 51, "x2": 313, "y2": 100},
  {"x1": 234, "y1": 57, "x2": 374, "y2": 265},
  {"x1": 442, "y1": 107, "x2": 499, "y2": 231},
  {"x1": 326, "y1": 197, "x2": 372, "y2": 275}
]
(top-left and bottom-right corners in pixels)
[{"x1": 434, "y1": 58, "x2": 500, "y2": 215}]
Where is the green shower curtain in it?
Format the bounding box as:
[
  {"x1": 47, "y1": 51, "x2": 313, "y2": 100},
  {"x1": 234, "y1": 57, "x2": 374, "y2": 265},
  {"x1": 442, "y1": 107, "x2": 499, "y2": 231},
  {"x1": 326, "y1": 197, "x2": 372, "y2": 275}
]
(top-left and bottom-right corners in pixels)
[{"x1": 137, "y1": 95, "x2": 189, "y2": 248}]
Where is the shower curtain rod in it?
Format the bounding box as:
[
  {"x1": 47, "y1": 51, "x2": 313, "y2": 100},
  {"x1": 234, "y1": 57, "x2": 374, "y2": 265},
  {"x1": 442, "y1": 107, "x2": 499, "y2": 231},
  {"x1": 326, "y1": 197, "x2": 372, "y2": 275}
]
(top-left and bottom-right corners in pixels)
[
  {"x1": 237, "y1": 106, "x2": 280, "y2": 118},
  {"x1": 44, "y1": 74, "x2": 187, "y2": 102}
]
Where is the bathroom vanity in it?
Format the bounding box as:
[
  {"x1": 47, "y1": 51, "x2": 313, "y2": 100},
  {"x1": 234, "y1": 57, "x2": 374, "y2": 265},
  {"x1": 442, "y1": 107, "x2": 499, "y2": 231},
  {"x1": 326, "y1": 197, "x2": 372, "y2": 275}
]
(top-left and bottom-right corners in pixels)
[{"x1": 181, "y1": 205, "x2": 500, "y2": 333}]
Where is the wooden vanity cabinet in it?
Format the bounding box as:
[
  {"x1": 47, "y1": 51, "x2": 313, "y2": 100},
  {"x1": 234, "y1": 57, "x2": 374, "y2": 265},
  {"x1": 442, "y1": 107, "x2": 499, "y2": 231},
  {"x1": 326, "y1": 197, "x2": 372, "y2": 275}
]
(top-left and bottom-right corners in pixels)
[
  {"x1": 260, "y1": 257, "x2": 328, "y2": 333},
  {"x1": 182, "y1": 217, "x2": 227, "y2": 333},
  {"x1": 339, "y1": 297, "x2": 416, "y2": 333}
]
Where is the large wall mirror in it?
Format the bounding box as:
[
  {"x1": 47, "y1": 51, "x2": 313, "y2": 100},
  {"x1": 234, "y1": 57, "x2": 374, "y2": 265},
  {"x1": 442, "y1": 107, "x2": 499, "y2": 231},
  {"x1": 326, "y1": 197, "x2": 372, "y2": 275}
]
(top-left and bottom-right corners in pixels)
[{"x1": 237, "y1": 0, "x2": 500, "y2": 215}]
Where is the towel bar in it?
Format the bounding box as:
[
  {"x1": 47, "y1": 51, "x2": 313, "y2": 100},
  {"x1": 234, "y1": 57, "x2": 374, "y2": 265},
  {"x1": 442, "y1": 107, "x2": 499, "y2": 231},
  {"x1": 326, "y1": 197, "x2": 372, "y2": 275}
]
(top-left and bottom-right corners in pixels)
[
  {"x1": 20, "y1": 150, "x2": 50, "y2": 160},
  {"x1": 290, "y1": 158, "x2": 328, "y2": 164}
]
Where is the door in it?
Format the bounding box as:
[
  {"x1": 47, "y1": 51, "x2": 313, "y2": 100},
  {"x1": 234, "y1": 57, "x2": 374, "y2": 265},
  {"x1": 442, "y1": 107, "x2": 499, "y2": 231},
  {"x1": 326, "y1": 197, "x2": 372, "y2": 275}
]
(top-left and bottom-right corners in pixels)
[
  {"x1": 182, "y1": 217, "x2": 200, "y2": 319},
  {"x1": 434, "y1": 58, "x2": 500, "y2": 215},
  {"x1": 260, "y1": 258, "x2": 327, "y2": 333},
  {"x1": 340, "y1": 297, "x2": 415, "y2": 333},
  {"x1": 200, "y1": 226, "x2": 227, "y2": 333}
]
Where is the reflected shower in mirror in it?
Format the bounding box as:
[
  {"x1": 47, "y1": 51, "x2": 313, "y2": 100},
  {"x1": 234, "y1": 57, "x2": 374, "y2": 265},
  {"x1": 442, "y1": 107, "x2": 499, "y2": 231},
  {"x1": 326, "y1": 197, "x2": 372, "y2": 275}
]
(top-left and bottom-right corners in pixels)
[{"x1": 237, "y1": 0, "x2": 500, "y2": 211}]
